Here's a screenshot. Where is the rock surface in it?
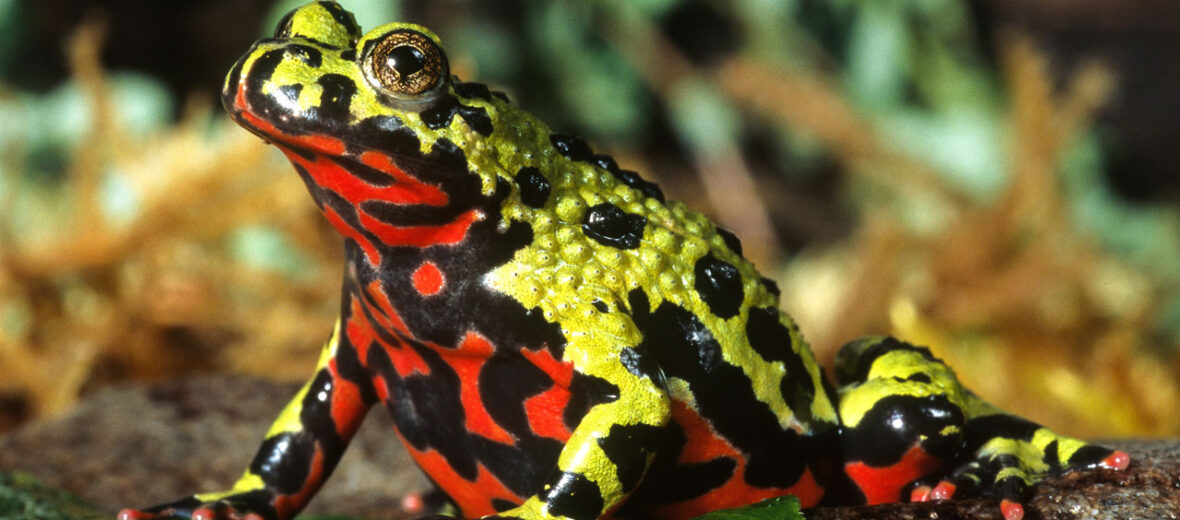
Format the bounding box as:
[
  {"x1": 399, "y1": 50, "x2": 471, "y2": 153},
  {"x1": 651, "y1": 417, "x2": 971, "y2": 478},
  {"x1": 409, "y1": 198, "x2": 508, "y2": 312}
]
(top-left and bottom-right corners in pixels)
[
  {"x1": 0, "y1": 375, "x2": 429, "y2": 519},
  {"x1": 1, "y1": 375, "x2": 1174, "y2": 519}
]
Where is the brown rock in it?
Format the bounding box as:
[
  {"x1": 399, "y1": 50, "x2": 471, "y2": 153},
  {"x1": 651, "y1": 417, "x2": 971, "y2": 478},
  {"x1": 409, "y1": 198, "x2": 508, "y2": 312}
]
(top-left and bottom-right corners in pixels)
[{"x1": 0, "y1": 375, "x2": 429, "y2": 518}]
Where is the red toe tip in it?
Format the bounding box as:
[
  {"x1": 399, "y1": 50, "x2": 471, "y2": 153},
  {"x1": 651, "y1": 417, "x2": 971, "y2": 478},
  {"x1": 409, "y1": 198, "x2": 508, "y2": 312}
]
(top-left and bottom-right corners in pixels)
[
  {"x1": 931, "y1": 480, "x2": 956, "y2": 500},
  {"x1": 910, "y1": 485, "x2": 933, "y2": 502},
  {"x1": 402, "y1": 492, "x2": 426, "y2": 514},
  {"x1": 1102, "y1": 450, "x2": 1130, "y2": 470},
  {"x1": 1001, "y1": 499, "x2": 1025, "y2": 520}
]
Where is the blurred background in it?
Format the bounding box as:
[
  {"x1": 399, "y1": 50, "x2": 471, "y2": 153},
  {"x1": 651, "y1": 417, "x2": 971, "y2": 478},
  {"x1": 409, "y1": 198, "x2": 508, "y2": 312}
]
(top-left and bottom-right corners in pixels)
[{"x1": 1, "y1": 0, "x2": 1178, "y2": 441}]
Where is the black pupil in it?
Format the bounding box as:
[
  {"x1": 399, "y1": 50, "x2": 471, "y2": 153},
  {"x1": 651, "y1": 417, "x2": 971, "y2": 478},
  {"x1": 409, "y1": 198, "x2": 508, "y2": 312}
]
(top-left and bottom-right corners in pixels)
[{"x1": 387, "y1": 45, "x2": 426, "y2": 78}]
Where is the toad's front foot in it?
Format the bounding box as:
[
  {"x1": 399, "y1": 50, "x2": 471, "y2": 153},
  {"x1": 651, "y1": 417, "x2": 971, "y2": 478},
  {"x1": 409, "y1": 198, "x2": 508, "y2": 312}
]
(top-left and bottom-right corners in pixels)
[{"x1": 118, "y1": 492, "x2": 277, "y2": 520}]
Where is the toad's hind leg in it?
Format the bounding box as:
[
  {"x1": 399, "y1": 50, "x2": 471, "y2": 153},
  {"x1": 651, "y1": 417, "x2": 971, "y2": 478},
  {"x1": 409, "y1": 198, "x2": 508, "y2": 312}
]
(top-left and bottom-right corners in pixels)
[
  {"x1": 831, "y1": 337, "x2": 1128, "y2": 520},
  {"x1": 118, "y1": 319, "x2": 378, "y2": 520}
]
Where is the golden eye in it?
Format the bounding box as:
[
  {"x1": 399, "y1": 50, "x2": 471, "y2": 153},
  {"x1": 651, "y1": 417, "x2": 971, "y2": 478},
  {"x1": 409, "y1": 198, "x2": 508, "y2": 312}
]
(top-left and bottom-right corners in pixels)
[{"x1": 366, "y1": 30, "x2": 446, "y2": 98}]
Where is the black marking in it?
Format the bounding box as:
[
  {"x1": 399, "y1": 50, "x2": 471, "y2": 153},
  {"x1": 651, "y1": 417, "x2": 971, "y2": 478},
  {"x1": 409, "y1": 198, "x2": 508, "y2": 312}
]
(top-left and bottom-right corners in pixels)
[
  {"x1": 420, "y1": 94, "x2": 460, "y2": 130},
  {"x1": 318, "y1": 0, "x2": 362, "y2": 38},
  {"x1": 632, "y1": 453, "x2": 736, "y2": 505},
  {"x1": 329, "y1": 155, "x2": 397, "y2": 187},
  {"x1": 291, "y1": 163, "x2": 323, "y2": 204},
  {"x1": 455, "y1": 82, "x2": 493, "y2": 101},
  {"x1": 239, "y1": 49, "x2": 288, "y2": 120},
  {"x1": 550, "y1": 133, "x2": 594, "y2": 162},
  {"x1": 745, "y1": 307, "x2": 789, "y2": 364},
  {"x1": 836, "y1": 337, "x2": 942, "y2": 386},
  {"x1": 492, "y1": 498, "x2": 518, "y2": 512},
  {"x1": 591, "y1": 299, "x2": 609, "y2": 312},
  {"x1": 545, "y1": 472, "x2": 605, "y2": 520},
  {"x1": 610, "y1": 169, "x2": 665, "y2": 203},
  {"x1": 761, "y1": 277, "x2": 780, "y2": 297},
  {"x1": 619, "y1": 346, "x2": 660, "y2": 378},
  {"x1": 590, "y1": 152, "x2": 667, "y2": 202},
  {"x1": 630, "y1": 297, "x2": 810, "y2": 488},
  {"x1": 1067, "y1": 444, "x2": 1116, "y2": 468},
  {"x1": 582, "y1": 203, "x2": 646, "y2": 250},
  {"x1": 274, "y1": 84, "x2": 303, "y2": 111},
  {"x1": 593, "y1": 154, "x2": 619, "y2": 173},
  {"x1": 479, "y1": 349, "x2": 557, "y2": 437},
  {"x1": 457, "y1": 105, "x2": 494, "y2": 135},
  {"x1": 382, "y1": 342, "x2": 480, "y2": 481},
  {"x1": 223, "y1": 53, "x2": 245, "y2": 101},
  {"x1": 249, "y1": 432, "x2": 314, "y2": 494},
  {"x1": 333, "y1": 304, "x2": 379, "y2": 406},
  {"x1": 963, "y1": 414, "x2": 1042, "y2": 449},
  {"x1": 339, "y1": 48, "x2": 357, "y2": 61},
  {"x1": 693, "y1": 253, "x2": 743, "y2": 319},
  {"x1": 563, "y1": 373, "x2": 620, "y2": 431},
  {"x1": 362, "y1": 198, "x2": 482, "y2": 227},
  {"x1": 300, "y1": 369, "x2": 346, "y2": 459},
  {"x1": 597, "y1": 423, "x2": 665, "y2": 493},
  {"x1": 903, "y1": 373, "x2": 932, "y2": 384},
  {"x1": 746, "y1": 307, "x2": 817, "y2": 423},
  {"x1": 842, "y1": 394, "x2": 965, "y2": 466},
  {"x1": 415, "y1": 95, "x2": 494, "y2": 136},
  {"x1": 716, "y1": 227, "x2": 743, "y2": 256},
  {"x1": 273, "y1": 9, "x2": 296, "y2": 38},
  {"x1": 286, "y1": 43, "x2": 323, "y2": 67},
  {"x1": 316, "y1": 74, "x2": 357, "y2": 123},
  {"x1": 478, "y1": 433, "x2": 564, "y2": 497},
  {"x1": 1043, "y1": 439, "x2": 1061, "y2": 469},
  {"x1": 351, "y1": 116, "x2": 421, "y2": 157}
]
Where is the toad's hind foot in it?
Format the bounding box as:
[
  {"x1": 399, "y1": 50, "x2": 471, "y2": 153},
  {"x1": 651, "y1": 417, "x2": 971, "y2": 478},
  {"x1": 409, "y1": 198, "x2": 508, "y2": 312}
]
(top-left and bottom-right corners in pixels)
[{"x1": 911, "y1": 418, "x2": 1129, "y2": 519}]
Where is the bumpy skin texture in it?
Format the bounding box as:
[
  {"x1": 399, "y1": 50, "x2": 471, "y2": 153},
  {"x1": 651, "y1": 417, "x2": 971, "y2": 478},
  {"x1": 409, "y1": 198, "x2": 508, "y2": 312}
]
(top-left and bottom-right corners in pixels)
[{"x1": 119, "y1": 3, "x2": 1128, "y2": 520}]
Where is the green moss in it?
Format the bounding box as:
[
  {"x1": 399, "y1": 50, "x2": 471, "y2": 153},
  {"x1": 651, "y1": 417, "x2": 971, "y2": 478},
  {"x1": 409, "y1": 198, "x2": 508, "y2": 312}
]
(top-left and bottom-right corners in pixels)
[{"x1": 0, "y1": 472, "x2": 106, "y2": 520}]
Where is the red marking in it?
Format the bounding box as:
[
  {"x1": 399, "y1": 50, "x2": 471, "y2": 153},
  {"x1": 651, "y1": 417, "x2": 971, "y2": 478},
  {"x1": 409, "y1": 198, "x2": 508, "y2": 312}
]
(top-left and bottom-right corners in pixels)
[
  {"x1": 363, "y1": 281, "x2": 411, "y2": 336},
  {"x1": 412, "y1": 261, "x2": 445, "y2": 296},
  {"x1": 352, "y1": 283, "x2": 431, "y2": 382},
  {"x1": 670, "y1": 400, "x2": 743, "y2": 467},
  {"x1": 298, "y1": 151, "x2": 445, "y2": 208},
  {"x1": 930, "y1": 480, "x2": 956, "y2": 500},
  {"x1": 845, "y1": 443, "x2": 943, "y2": 505},
  {"x1": 449, "y1": 332, "x2": 515, "y2": 444},
  {"x1": 273, "y1": 447, "x2": 326, "y2": 520},
  {"x1": 327, "y1": 358, "x2": 369, "y2": 439},
  {"x1": 520, "y1": 348, "x2": 575, "y2": 440},
  {"x1": 520, "y1": 348, "x2": 574, "y2": 387},
  {"x1": 1000, "y1": 499, "x2": 1025, "y2": 520},
  {"x1": 1102, "y1": 450, "x2": 1130, "y2": 470},
  {"x1": 403, "y1": 443, "x2": 521, "y2": 518},
  {"x1": 323, "y1": 204, "x2": 381, "y2": 265},
  {"x1": 651, "y1": 401, "x2": 825, "y2": 519},
  {"x1": 360, "y1": 150, "x2": 449, "y2": 206},
  {"x1": 910, "y1": 485, "x2": 932, "y2": 502},
  {"x1": 359, "y1": 208, "x2": 480, "y2": 248}
]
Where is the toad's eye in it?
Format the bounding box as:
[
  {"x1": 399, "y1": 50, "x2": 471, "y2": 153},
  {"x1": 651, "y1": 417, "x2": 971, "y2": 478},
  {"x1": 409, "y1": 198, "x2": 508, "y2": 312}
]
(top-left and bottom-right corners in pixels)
[{"x1": 364, "y1": 29, "x2": 447, "y2": 98}]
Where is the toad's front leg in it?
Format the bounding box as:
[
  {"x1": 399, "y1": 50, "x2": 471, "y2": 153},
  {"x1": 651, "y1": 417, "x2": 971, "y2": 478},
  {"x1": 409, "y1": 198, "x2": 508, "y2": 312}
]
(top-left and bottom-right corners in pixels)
[
  {"x1": 486, "y1": 322, "x2": 672, "y2": 520},
  {"x1": 118, "y1": 321, "x2": 377, "y2": 520}
]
